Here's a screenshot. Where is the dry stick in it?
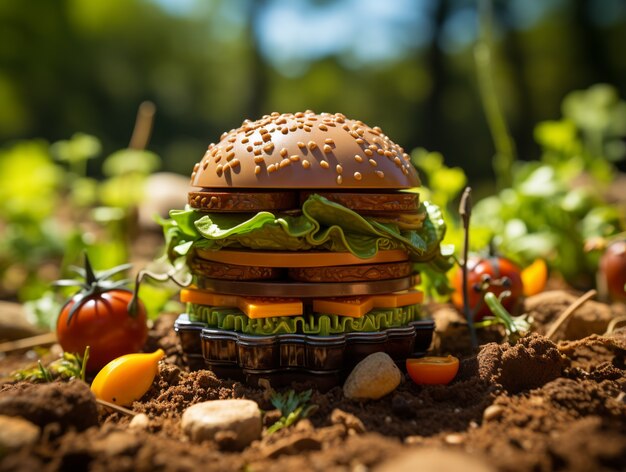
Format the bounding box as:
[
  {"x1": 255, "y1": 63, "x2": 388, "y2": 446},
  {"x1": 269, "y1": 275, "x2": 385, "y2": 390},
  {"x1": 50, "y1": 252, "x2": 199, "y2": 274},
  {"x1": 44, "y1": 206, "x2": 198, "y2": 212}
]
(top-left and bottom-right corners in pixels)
[
  {"x1": 546, "y1": 289, "x2": 597, "y2": 340},
  {"x1": 459, "y1": 187, "x2": 478, "y2": 350},
  {"x1": 128, "y1": 101, "x2": 156, "y2": 150},
  {"x1": 0, "y1": 332, "x2": 57, "y2": 354},
  {"x1": 96, "y1": 399, "x2": 137, "y2": 417}
]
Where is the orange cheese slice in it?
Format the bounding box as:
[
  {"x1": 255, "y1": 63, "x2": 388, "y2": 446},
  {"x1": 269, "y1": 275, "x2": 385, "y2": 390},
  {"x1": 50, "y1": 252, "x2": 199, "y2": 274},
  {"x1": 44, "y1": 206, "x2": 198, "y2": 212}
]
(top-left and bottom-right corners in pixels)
[
  {"x1": 238, "y1": 297, "x2": 302, "y2": 319},
  {"x1": 371, "y1": 289, "x2": 424, "y2": 308},
  {"x1": 312, "y1": 297, "x2": 374, "y2": 318},
  {"x1": 180, "y1": 288, "x2": 238, "y2": 307}
]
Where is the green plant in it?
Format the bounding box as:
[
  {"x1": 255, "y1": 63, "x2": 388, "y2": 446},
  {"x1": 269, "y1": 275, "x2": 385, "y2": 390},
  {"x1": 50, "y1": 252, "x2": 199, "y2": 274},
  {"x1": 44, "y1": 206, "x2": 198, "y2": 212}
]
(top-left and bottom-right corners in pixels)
[
  {"x1": 471, "y1": 85, "x2": 626, "y2": 288},
  {"x1": 266, "y1": 389, "x2": 317, "y2": 434},
  {"x1": 13, "y1": 346, "x2": 90, "y2": 383},
  {"x1": 476, "y1": 292, "x2": 532, "y2": 344}
]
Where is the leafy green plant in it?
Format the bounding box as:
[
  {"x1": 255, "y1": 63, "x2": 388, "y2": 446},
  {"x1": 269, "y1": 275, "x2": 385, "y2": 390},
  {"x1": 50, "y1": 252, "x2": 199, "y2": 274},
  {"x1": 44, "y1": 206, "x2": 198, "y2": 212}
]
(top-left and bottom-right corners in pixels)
[
  {"x1": 471, "y1": 85, "x2": 626, "y2": 288},
  {"x1": 266, "y1": 389, "x2": 317, "y2": 434},
  {"x1": 476, "y1": 292, "x2": 532, "y2": 344},
  {"x1": 13, "y1": 346, "x2": 89, "y2": 383}
]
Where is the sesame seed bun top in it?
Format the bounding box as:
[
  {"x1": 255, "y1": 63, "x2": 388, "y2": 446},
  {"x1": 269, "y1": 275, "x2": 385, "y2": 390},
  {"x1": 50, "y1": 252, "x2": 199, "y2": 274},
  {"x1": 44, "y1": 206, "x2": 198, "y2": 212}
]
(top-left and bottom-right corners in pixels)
[{"x1": 191, "y1": 111, "x2": 421, "y2": 189}]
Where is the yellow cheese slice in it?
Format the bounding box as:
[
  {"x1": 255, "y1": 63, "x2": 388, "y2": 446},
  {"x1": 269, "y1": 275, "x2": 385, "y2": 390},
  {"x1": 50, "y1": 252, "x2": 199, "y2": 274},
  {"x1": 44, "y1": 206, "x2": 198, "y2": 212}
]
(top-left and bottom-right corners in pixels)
[
  {"x1": 180, "y1": 288, "x2": 238, "y2": 307},
  {"x1": 371, "y1": 289, "x2": 424, "y2": 308},
  {"x1": 312, "y1": 297, "x2": 374, "y2": 318},
  {"x1": 238, "y1": 297, "x2": 303, "y2": 319}
]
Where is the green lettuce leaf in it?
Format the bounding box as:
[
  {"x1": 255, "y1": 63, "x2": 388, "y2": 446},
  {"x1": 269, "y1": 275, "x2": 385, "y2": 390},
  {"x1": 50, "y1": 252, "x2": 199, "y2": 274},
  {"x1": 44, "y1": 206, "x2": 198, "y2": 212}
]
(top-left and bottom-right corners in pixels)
[{"x1": 162, "y1": 194, "x2": 449, "y2": 270}]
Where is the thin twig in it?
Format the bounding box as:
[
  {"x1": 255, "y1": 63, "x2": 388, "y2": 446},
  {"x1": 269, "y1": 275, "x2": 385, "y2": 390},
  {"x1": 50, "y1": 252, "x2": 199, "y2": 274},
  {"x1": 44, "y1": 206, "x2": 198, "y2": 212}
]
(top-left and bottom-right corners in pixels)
[
  {"x1": 546, "y1": 289, "x2": 597, "y2": 340},
  {"x1": 459, "y1": 187, "x2": 478, "y2": 350},
  {"x1": 129, "y1": 101, "x2": 156, "y2": 150},
  {"x1": 0, "y1": 332, "x2": 57, "y2": 354},
  {"x1": 96, "y1": 399, "x2": 137, "y2": 417},
  {"x1": 605, "y1": 315, "x2": 626, "y2": 335}
]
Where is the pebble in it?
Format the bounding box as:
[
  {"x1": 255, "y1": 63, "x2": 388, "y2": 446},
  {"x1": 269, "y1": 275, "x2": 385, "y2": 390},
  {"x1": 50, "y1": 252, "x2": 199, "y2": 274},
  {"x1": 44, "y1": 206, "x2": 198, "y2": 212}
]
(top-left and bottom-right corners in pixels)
[
  {"x1": 181, "y1": 399, "x2": 262, "y2": 450},
  {"x1": 343, "y1": 352, "x2": 402, "y2": 400},
  {"x1": 483, "y1": 404, "x2": 505, "y2": 421},
  {"x1": 0, "y1": 415, "x2": 40, "y2": 450},
  {"x1": 129, "y1": 413, "x2": 150, "y2": 430},
  {"x1": 375, "y1": 447, "x2": 494, "y2": 472},
  {"x1": 445, "y1": 433, "x2": 465, "y2": 445}
]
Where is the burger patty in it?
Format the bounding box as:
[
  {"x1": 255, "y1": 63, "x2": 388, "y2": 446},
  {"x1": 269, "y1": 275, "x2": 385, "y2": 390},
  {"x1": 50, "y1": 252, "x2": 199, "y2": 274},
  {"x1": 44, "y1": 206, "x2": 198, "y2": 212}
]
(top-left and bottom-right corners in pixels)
[{"x1": 189, "y1": 189, "x2": 419, "y2": 213}]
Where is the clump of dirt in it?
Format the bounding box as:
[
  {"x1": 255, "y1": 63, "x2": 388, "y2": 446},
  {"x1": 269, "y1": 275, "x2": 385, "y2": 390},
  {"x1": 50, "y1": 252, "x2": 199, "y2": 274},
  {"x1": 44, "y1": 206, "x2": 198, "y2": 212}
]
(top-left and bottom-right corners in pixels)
[
  {"x1": 460, "y1": 333, "x2": 566, "y2": 393},
  {"x1": 1, "y1": 308, "x2": 625, "y2": 472},
  {"x1": 0, "y1": 380, "x2": 98, "y2": 433}
]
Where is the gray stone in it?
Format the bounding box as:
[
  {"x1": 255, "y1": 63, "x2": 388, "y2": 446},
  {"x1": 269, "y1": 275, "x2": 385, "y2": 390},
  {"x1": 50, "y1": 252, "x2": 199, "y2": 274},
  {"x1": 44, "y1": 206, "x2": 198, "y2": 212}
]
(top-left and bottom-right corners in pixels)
[
  {"x1": 343, "y1": 352, "x2": 402, "y2": 400},
  {"x1": 181, "y1": 399, "x2": 262, "y2": 450}
]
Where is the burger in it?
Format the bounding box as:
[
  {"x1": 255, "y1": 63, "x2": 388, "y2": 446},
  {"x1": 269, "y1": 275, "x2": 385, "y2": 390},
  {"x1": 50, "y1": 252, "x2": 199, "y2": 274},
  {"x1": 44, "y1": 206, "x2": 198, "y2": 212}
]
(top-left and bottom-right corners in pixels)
[{"x1": 167, "y1": 111, "x2": 450, "y2": 387}]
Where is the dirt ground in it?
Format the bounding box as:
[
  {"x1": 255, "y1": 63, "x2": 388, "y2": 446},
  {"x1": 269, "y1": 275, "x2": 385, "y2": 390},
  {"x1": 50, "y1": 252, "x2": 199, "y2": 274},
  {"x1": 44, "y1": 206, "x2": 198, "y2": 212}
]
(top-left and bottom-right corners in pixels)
[{"x1": 1, "y1": 292, "x2": 625, "y2": 472}]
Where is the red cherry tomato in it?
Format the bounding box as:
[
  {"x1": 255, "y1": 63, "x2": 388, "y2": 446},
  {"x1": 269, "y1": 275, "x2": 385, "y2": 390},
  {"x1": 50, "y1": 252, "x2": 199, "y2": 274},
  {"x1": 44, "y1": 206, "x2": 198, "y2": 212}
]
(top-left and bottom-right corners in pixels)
[
  {"x1": 406, "y1": 356, "x2": 459, "y2": 385},
  {"x1": 451, "y1": 256, "x2": 524, "y2": 321},
  {"x1": 56, "y1": 289, "x2": 148, "y2": 372},
  {"x1": 599, "y1": 240, "x2": 626, "y2": 302}
]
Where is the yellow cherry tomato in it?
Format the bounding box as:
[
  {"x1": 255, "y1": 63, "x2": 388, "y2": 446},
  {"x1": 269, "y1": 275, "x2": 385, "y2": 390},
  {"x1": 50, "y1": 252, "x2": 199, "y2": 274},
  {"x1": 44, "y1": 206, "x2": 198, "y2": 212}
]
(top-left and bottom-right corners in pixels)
[
  {"x1": 521, "y1": 258, "x2": 548, "y2": 296},
  {"x1": 406, "y1": 355, "x2": 459, "y2": 385},
  {"x1": 91, "y1": 349, "x2": 164, "y2": 406}
]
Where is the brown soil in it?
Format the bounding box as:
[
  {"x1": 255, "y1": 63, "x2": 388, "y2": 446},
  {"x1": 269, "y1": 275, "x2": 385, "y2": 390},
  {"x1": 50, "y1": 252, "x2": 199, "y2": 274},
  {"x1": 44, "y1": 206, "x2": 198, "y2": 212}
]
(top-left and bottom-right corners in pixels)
[{"x1": 1, "y1": 293, "x2": 625, "y2": 471}]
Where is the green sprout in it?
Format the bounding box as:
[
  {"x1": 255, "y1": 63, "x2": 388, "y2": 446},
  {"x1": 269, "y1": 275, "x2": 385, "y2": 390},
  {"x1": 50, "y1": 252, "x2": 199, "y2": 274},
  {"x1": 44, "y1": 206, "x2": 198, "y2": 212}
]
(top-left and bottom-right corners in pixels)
[{"x1": 266, "y1": 389, "x2": 317, "y2": 434}]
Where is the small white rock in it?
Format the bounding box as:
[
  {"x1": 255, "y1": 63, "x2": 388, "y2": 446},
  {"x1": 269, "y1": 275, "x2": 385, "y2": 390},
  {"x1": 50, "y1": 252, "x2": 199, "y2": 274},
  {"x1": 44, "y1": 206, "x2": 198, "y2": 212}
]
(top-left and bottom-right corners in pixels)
[
  {"x1": 181, "y1": 399, "x2": 262, "y2": 449},
  {"x1": 343, "y1": 352, "x2": 402, "y2": 400},
  {"x1": 129, "y1": 413, "x2": 150, "y2": 430},
  {"x1": 0, "y1": 415, "x2": 40, "y2": 450}
]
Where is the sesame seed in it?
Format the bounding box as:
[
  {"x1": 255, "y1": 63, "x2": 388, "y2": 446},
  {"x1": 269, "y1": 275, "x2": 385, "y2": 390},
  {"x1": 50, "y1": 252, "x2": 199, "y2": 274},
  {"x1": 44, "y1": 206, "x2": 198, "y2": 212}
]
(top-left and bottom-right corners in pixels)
[
  {"x1": 373, "y1": 126, "x2": 382, "y2": 133},
  {"x1": 271, "y1": 111, "x2": 279, "y2": 117},
  {"x1": 354, "y1": 154, "x2": 363, "y2": 163},
  {"x1": 369, "y1": 144, "x2": 377, "y2": 151},
  {"x1": 336, "y1": 175, "x2": 343, "y2": 184},
  {"x1": 216, "y1": 164, "x2": 223, "y2": 176},
  {"x1": 193, "y1": 163, "x2": 200, "y2": 171},
  {"x1": 302, "y1": 160, "x2": 311, "y2": 169},
  {"x1": 342, "y1": 124, "x2": 350, "y2": 131},
  {"x1": 254, "y1": 156, "x2": 265, "y2": 163},
  {"x1": 357, "y1": 129, "x2": 365, "y2": 136},
  {"x1": 336, "y1": 164, "x2": 343, "y2": 174},
  {"x1": 226, "y1": 152, "x2": 235, "y2": 161},
  {"x1": 308, "y1": 141, "x2": 317, "y2": 150},
  {"x1": 262, "y1": 133, "x2": 271, "y2": 142},
  {"x1": 263, "y1": 143, "x2": 274, "y2": 153},
  {"x1": 295, "y1": 112, "x2": 304, "y2": 118},
  {"x1": 323, "y1": 144, "x2": 332, "y2": 153},
  {"x1": 226, "y1": 144, "x2": 234, "y2": 152},
  {"x1": 369, "y1": 159, "x2": 377, "y2": 167},
  {"x1": 402, "y1": 166, "x2": 409, "y2": 175},
  {"x1": 364, "y1": 149, "x2": 373, "y2": 156},
  {"x1": 289, "y1": 155, "x2": 300, "y2": 162},
  {"x1": 260, "y1": 128, "x2": 268, "y2": 135},
  {"x1": 246, "y1": 130, "x2": 254, "y2": 136},
  {"x1": 319, "y1": 124, "x2": 328, "y2": 131},
  {"x1": 394, "y1": 156, "x2": 402, "y2": 166},
  {"x1": 255, "y1": 165, "x2": 261, "y2": 175},
  {"x1": 325, "y1": 138, "x2": 334, "y2": 145},
  {"x1": 202, "y1": 161, "x2": 208, "y2": 169},
  {"x1": 375, "y1": 170, "x2": 385, "y2": 178},
  {"x1": 242, "y1": 137, "x2": 249, "y2": 144},
  {"x1": 246, "y1": 145, "x2": 253, "y2": 152},
  {"x1": 356, "y1": 138, "x2": 364, "y2": 145},
  {"x1": 214, "y1": 155, "x2": 222, "y2": 163},
  {"x1": 320, "y1": 160, "x2": 329, "y2": 169},
  {"x1": 290, "y1": 126, "x2": 297, "y2": 132},
  {"x1": 403, "y1": 153, "x2": 410, "y2": 161},
  {"x1": 230, "y1": 158, "x2": 240, "y2": 168},
  {"x1": 254, "y1": 141, "x2": 262, "y2": 146},
  {"x1": 267, "y1": 164, "x2": 277, "y2": 173},
  {"x1": 280, "y1": 158, "x2": 291, "y2": 168},
  {"x1": 281, "y1": 128, "x2": 288, "y2": 134},
  {"x1": 280, "y1": 148, "x2": 288, "y2": 157},
  {"x1": 304, "y1": 126, "x2": 311, "y2": 132},
  {"x1": 377, "y1": 148, "x2": 384, "y2": 155},
  {"x1": 254, "y1": 149, "x2": 262, "y2": 156},
  {"x1": 350, "y1": 131, "x2": 359, "y2": 138},
  {"x1": 354, "y1": 172, "x2": 362, "y2": 180},
  {"x1": 298, "y1": 124, "x2": 304, "y2": 129},
  {"x1": 384, "y1": 150, "x2": 394, "y2": 158}
]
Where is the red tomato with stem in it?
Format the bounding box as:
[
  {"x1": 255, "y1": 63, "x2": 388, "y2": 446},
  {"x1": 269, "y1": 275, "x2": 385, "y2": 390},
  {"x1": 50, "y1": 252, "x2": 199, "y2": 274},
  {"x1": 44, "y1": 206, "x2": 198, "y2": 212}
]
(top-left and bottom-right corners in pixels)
[
  {"x1": 599, "y1": 240, "x2": 626, "y2": 302},
  {"x1": 451, "y1": 256, "x2": 524, "y2": 321},
  {"x1": 57, "y1": 289, "x2": 147, "y2": 372},
  {"x1": 55, "y1": 255, "x2": 147, "y2": 372}
]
